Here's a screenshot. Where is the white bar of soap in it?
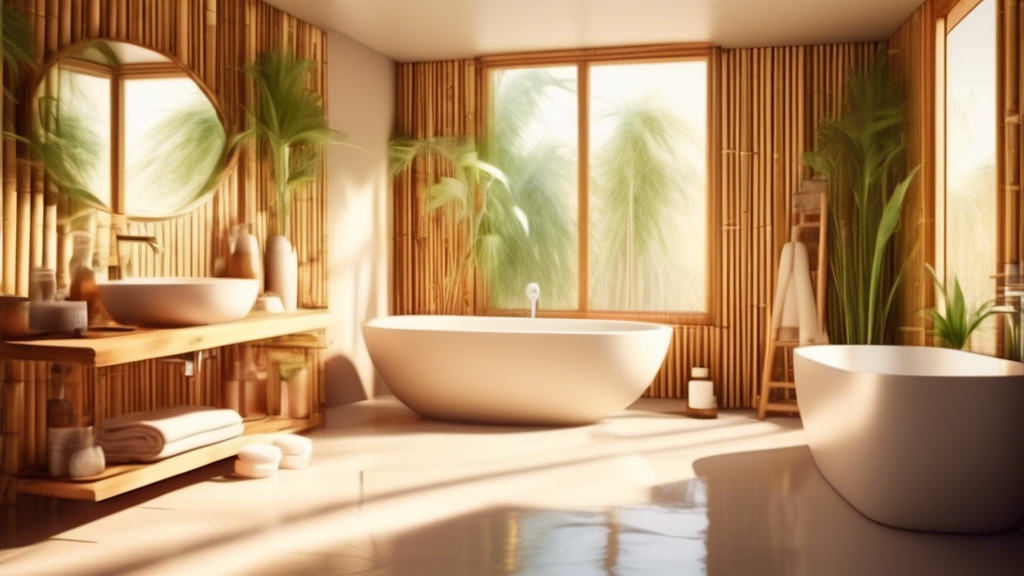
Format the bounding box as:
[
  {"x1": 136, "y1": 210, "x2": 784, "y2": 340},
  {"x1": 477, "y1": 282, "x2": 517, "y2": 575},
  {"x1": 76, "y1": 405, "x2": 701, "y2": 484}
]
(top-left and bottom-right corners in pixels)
[
  {"x1": 273, "y1": 435, "x2": 312, "y2": 458},
  {"x1": 238, "y1": 443, "x2": 282, "y2": 466},
  {"x1": 279, "y1": 453, "x2": 309, "y2": 470},
  {"x1": 234, "y1": 458, "x2": 277, "y2": 479}
]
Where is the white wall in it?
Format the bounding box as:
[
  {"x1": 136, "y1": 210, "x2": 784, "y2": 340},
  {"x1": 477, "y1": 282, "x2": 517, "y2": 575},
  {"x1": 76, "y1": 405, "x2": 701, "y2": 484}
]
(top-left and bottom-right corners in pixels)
[{"x1": 325, "y1": 30, "x2": 395, "y2": 405}]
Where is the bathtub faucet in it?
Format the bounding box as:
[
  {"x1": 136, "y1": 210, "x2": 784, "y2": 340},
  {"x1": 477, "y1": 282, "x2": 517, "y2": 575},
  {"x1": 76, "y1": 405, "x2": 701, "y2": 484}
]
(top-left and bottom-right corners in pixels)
[
  {"x1": 999, "y1": 287, "x2": 1023, "y2": 362},
  {"x1": 526, "y1": 283, "x2": 540, "y2": 319}
]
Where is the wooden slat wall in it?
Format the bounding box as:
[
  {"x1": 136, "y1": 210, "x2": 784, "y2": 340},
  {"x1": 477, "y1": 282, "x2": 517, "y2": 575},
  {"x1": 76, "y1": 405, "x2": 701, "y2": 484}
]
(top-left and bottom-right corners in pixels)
[
  {"x1": 393, "y1": 60, "x2": 478, "y2": 316},
  {"x1": 997, "y1": 0, "x2": 1021, "y2": 274},
  {"x1": 392, "y1": 43, "x2": 880, "y2": 408},
  {"x1": 1, "y1": 0, "x2": 329, "y2": 492},
  {"x1": 890, "y1": 1, "x2": 939, "y2": 346}
]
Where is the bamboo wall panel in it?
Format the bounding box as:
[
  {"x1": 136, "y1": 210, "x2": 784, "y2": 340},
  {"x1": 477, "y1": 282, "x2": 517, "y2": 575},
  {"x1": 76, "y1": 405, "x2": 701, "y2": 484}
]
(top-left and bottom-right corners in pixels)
[
  {"x1": 392, "y1": 43, "x2": 880, "y2": 408},
  {"x1": 997, "y1": 0, "x2": 1021, "y2": 271},
  {"x1": 1, "y1": 0, "x2": 330, "y2": 491},
  {"x1": 890, "y1": 1, "x2": 939, "y2": 346},
  {"x1": 393, "y1": 60, "x2": 478, "y2": 316}
]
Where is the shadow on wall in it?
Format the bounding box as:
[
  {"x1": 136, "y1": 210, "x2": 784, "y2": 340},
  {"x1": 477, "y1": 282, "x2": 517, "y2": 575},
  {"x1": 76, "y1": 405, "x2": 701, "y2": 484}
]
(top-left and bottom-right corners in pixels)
[{"x1": 280, "y1": 446, "x2": 1024, "y2": 576}]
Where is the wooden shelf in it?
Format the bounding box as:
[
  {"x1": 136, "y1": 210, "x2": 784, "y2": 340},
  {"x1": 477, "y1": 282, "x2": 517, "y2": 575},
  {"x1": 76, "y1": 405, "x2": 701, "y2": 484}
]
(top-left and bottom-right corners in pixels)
[
  {"x1": 16, "y1": 415, "x2": 322, "y2": 502},
  {"x1": 0, "y1": 310, "x2": 333, "y2": 367}
]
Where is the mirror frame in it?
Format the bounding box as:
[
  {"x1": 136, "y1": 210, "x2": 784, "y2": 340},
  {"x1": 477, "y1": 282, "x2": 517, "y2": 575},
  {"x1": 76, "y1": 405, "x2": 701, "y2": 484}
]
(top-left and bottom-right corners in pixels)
[{"x1": 31, "y1": 38, "x2": 239, "y2": 223}]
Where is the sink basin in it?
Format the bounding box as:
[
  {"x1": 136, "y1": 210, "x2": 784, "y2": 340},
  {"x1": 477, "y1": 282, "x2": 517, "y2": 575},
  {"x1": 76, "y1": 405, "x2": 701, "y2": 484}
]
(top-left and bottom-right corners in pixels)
[{"x1": 98, "y1": 278, "x2": 260, "y2": 327}]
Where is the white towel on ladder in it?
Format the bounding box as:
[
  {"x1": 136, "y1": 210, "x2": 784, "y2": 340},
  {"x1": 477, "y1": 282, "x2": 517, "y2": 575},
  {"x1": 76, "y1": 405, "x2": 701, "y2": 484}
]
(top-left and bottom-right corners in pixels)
[{"x1": 771, "y1": 242, "x2": 827, "y2": 345}]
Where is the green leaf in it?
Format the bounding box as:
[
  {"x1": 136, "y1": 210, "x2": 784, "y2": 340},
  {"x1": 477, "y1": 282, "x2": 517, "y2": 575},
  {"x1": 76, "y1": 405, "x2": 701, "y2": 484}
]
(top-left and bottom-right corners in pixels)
[
  {"x1": 865, "y1": 165, "x2": 918, "y2": 343},
  {"x1": 425, "y1": 177, "x2": 468, "y2": 212}
]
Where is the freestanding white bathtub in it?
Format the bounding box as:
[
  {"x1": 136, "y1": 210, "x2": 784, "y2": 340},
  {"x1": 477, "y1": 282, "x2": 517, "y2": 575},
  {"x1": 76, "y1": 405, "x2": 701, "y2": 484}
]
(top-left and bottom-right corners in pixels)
[
  {"x1": 362, "y1": 315, "x2": 673, "y2": 426},
  {"x1": 795, "y1": 345, "x2": 1024, "y2": 533}
]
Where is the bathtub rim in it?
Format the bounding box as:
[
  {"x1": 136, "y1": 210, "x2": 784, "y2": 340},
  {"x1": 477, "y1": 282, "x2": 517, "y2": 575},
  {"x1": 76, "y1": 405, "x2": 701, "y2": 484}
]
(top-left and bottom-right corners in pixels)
[
  {"x1": 794, "y1": 344, "x2": 1024, "y2": 379},
  {"x1": 363, "y1": 314, "x2": 675, "y2": 336}
]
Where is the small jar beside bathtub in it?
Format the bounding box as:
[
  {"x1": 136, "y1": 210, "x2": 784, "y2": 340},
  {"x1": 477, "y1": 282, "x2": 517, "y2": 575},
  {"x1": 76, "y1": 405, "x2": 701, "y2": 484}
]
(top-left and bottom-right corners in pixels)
[{"x1": 685, "y1": 367, "x2": 717, "y2": 419}]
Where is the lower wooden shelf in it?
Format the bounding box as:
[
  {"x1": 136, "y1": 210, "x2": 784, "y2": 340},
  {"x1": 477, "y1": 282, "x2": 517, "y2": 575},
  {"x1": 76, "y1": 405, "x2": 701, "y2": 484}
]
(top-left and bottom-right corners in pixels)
[{"x1": 16, "y1": 415, "x2": 323, "y2": 502}]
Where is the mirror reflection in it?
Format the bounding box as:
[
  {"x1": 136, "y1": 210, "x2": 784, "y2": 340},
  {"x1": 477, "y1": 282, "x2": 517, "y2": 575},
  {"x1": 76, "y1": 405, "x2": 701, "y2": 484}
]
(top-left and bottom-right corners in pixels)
[{"x1": 35, "y1": 40, "x2": 228, "y2": 220}]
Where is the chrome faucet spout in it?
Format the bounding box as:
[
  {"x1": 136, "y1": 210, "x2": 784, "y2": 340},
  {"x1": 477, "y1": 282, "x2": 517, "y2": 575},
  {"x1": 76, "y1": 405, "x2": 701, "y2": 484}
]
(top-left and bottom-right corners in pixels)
[{"x1": 526, "y1": 283, "x2": 540, "y2": 319}]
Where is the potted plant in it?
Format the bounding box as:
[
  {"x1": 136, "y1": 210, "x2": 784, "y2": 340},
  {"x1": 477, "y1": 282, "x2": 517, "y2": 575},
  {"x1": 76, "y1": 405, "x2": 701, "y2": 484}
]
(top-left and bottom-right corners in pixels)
[
  {"x1": 923, "y1": 264, "x2": 1009, "y2": 351},
  {"x1": 241, "y1": 50, "x2": 342, "y2": 311}
]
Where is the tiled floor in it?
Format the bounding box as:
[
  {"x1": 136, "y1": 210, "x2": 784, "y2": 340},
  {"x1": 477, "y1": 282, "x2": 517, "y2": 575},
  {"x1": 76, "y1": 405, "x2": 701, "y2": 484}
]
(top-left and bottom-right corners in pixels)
[{"x1": 1, "y1": 398, "x2": 1021, "y2": 575}]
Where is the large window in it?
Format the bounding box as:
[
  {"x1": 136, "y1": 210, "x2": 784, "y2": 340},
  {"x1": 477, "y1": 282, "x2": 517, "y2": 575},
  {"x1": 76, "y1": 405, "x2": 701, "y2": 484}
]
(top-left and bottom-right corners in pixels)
[
  {"x1": 485, "y1": 54, "x2": 710, "y2": 320},
  {"x1": 944, "y1": 0, "x2": 998, "y2": 354}
]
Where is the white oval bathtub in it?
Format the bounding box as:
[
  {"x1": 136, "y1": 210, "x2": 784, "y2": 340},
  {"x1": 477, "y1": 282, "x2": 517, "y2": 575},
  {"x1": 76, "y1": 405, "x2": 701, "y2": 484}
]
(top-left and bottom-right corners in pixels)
[
  {"x1": 795, "y1": 345, "x2": 1024, "y2": 533},
  {"x1": 362, "y1": 315, "x2": 673, "y2": 426}
]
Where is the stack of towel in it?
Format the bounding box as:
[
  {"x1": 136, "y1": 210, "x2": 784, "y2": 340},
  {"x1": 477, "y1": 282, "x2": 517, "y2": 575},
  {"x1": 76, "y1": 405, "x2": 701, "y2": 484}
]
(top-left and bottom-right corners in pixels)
[
  {"x1": 98, "y1": 406, "x2": 244, "y2": 463},
  {"x1": 233, "y1": 435, "x2": 313, "y2": 478}
]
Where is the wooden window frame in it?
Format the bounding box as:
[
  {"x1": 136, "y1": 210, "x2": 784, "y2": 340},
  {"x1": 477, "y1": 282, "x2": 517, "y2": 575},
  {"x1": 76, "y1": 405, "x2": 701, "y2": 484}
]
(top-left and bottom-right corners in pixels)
[
  {"x1": 937, "y1": 0, "x2": 1004, "y2": 352},
  {"x1": 476, "y1": 43, "x2": 718, "y2": 326}
]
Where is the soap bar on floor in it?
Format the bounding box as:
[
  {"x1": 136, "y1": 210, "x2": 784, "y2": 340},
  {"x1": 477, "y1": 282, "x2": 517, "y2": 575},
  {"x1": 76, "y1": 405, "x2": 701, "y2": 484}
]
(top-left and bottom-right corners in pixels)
[
  {"x1": 238, "y1": 443, "x2": 281, "y2": 466},
  {"x1": 274, "y1": 435, "x2": 312, "y2": 458},
  {"x1": 279, "y1": 453, "x2": 309, "y2": 470},
  {"x1": 234, "y1": 458, "x2": 277, "y2": 479}
]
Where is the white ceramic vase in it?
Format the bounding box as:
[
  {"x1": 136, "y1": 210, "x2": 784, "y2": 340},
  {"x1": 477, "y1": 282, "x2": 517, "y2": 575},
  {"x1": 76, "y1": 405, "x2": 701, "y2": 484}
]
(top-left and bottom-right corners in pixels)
[{"x1": 265, "y1": 235, "x2": 298, "y2": 312}]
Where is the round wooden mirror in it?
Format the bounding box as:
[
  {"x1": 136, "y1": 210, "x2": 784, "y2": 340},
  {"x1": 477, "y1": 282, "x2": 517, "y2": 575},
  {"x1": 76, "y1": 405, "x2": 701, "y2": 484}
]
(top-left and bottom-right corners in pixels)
[{"x1": 32, "y1": 40, "x2": 233, "y2": 222}]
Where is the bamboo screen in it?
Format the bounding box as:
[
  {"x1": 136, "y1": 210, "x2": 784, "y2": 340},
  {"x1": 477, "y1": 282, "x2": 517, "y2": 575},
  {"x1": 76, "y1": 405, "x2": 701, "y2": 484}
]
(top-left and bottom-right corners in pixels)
[
  {"x1": 392, "y1": 43, "x2": 883, "y2": 408},
  {"x1": 0, "y1": 0, "x2": 329, "y2": 501}
]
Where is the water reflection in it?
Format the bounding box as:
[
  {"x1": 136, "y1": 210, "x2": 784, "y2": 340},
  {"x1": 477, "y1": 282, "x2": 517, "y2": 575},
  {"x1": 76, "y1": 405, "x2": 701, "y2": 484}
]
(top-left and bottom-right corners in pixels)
[{"x1": 347, "y1": 447, "x2": 1022, "y2": 576}]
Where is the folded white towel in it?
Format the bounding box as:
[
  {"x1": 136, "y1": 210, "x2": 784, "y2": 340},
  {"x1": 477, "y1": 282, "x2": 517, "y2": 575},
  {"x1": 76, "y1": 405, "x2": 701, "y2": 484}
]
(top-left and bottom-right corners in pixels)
[
  {"x1": 772, "y1": 242, "x2": 827, "y2": 345},
  {"x1": 98, "y1": 406, "x2": 243, "y2": 463}
]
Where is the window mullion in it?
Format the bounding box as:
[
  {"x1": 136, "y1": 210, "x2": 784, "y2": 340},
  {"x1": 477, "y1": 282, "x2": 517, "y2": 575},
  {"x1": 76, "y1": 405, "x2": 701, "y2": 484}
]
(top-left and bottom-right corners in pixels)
[{"x1": 578, "y1": 62, "x2": 590, "y2": 313}]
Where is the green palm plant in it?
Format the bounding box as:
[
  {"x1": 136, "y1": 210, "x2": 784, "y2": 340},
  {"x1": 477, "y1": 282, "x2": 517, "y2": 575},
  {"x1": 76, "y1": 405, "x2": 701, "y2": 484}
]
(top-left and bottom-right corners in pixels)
[
  {"x1": 590, "y1": 97, "x2": 702, "y2": 310},
  {"x1": 484, "y1": 69, "x2": 578, "y2": 309},
  {"x1": 388, "y1": 135, "x2": 514, "y2": 314},
  {"x1": 803, "y1": 49, "x2": 918, "y2": 345},
  {"x1": 923, "y1": 264, "x2": 1008, "y2": 350},
  {"x1": 241, "y1": 50, "x2": 343, "y2": 241}
]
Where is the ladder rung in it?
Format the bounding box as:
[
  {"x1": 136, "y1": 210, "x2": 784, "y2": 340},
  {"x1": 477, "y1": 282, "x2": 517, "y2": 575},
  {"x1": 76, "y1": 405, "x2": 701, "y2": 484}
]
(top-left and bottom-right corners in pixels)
[
  {"x1": 765, "y1": 401, "x2": 800, "y2": 414},
  {"x1": 767, "y1": 381, "x2": 796, "y2": 390}
]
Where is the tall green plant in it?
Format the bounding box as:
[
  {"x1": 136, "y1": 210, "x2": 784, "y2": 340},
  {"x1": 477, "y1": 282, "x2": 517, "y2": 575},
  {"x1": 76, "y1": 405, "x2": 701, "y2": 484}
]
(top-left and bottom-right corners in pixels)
[
  {"x1": 388, "y1": 136, "x2": 513, "y2": 313},
  {"x1": 241, "y1": 51, "x2": 342, "y2": 241},
  {"x1": 923, "y1": 264, "x2": 1007, "y2": 350},
  {"x1": 803, "y1": 49, "x2": 917, "y2": 345}
]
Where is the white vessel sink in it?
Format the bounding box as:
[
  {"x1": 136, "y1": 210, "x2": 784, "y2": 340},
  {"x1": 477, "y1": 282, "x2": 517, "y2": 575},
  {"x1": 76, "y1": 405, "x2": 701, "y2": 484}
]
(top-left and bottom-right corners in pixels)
[{"x1": 98, "y1": 278, "x2": 260, "y2": 327}]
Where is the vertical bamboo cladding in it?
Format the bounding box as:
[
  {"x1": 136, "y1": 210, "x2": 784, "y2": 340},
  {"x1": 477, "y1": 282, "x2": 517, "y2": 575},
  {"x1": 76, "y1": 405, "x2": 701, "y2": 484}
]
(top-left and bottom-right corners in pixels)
[
  {"x1": 0, "y1": 0, "x2": 330, "y2": 487},
  {"x1": 393, "y1": 60, "x2": 479, "y2": 316},
  {"x1": 890, "y1": 0, "x2": 938, "y2": 347},
  {"x1": 392, "y1": 44, "x2": 881, "y2": 408}
]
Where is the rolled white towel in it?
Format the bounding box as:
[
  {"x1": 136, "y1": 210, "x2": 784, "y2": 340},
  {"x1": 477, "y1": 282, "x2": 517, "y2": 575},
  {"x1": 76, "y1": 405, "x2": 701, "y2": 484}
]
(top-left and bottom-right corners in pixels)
[
  {"x1": 98, "y1": 406, "x2": 243, "y2": 463},
  {"x1": 234, "y1": 458, "x2": 277, "y2": 479},
  {"x1": 279, "y1": 453, "x2": 309, "y2": 470},
  {"x1": 273, "y1": 435, "x2": 312, "y2": 458},
  {"x1": 238, "y1": 443, "x2": 281, "y2": 466}
]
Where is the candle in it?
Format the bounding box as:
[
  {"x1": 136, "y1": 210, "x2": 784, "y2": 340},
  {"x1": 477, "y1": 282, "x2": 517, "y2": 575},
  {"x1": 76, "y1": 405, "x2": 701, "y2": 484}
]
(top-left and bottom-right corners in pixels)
[{"x1": 688, "y1": 367, "x2": 716, "y2": 409}]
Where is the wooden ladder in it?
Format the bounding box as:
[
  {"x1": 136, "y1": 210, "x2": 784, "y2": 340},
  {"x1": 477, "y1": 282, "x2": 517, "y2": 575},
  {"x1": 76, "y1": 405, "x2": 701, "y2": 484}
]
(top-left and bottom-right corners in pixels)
[{"x1": 757, "y1": 179, "x2": 828, "y2": 420}]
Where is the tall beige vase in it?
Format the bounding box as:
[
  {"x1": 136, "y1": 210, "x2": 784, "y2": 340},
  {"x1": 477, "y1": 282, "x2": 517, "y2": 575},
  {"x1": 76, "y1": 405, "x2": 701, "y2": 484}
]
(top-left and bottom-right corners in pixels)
[{"x1": 265, "y1": 235, "x2": 298, "y2": 312}]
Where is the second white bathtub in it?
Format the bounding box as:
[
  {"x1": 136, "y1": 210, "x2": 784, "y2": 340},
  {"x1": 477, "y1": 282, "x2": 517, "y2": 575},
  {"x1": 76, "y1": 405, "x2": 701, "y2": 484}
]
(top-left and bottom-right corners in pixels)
[{"x1": 363, "y1": 315, "x2": 673, "y2": 426}]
